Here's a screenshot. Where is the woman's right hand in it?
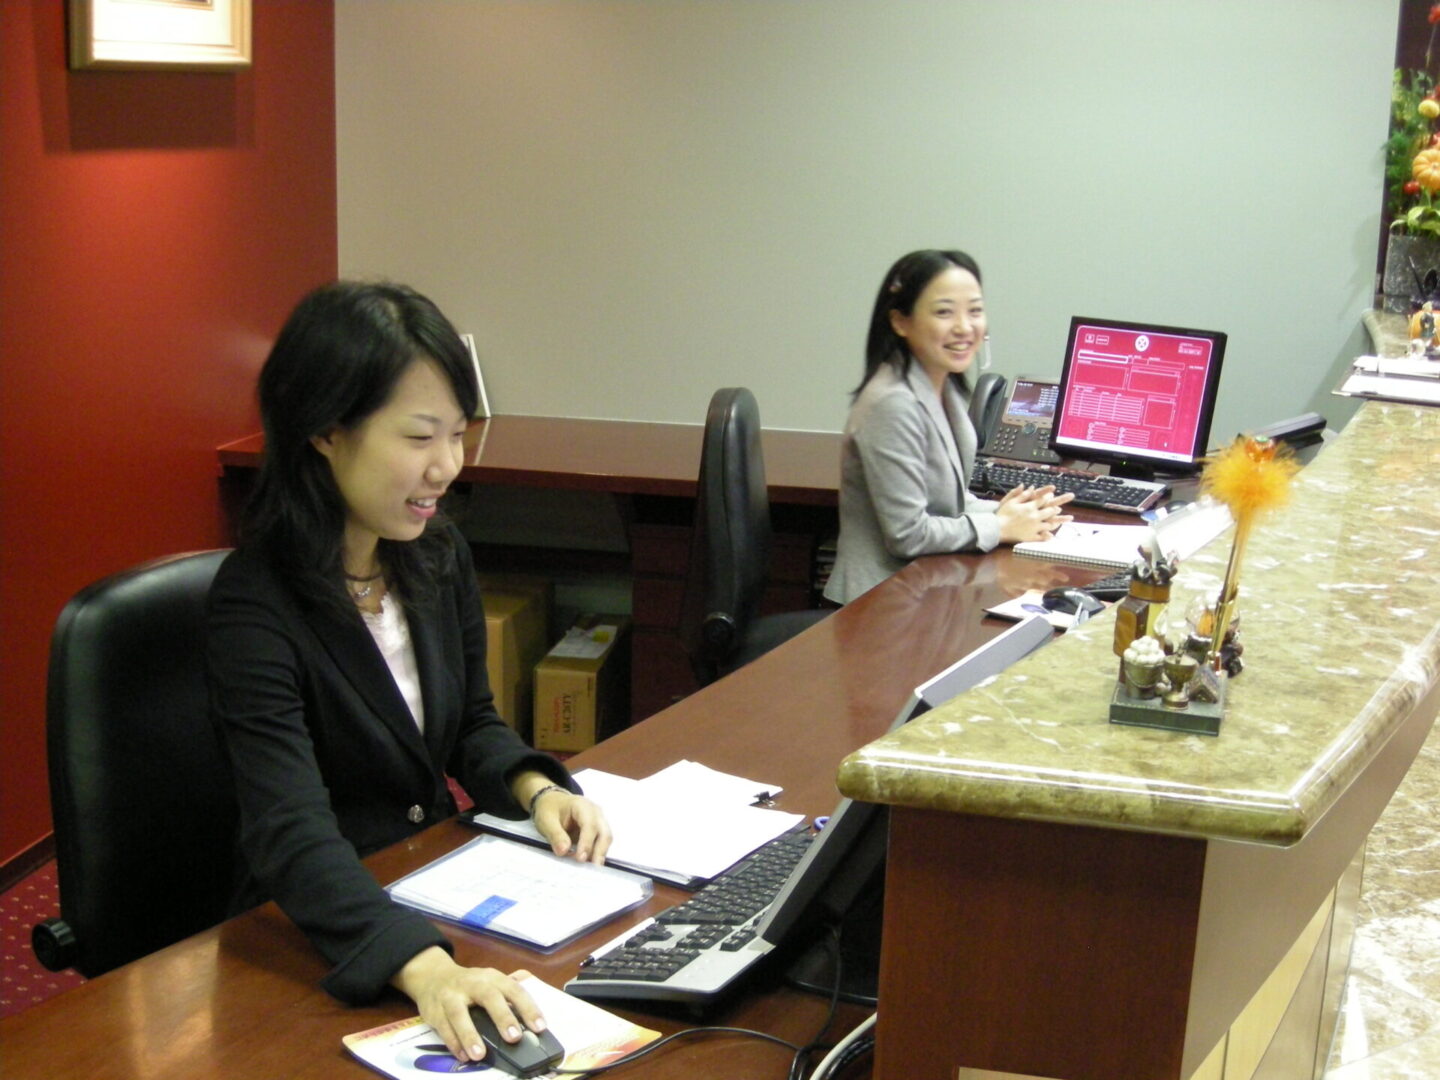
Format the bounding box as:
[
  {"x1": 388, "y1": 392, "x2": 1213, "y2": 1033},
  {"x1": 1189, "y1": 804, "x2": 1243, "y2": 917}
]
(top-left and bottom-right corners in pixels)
[
  {"x1": 391, "y1": 946, "x2": 545, "y2": 1064},
  {"x1": 995, "y1": 485, "x2": 1074, "y2": 544}
]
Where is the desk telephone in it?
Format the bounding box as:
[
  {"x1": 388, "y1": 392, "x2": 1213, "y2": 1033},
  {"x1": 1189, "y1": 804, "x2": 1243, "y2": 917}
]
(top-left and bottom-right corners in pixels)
[{"x1": 973, "y1": 374, "x2": 1062, "y2": 464}]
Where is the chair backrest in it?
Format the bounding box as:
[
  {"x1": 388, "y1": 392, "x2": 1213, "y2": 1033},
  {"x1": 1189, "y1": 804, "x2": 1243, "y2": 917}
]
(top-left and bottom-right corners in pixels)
[
  {"x1": 42, "y1": 549, "x2": 236, "y2": 978},
  {"x1": 681, "y1": 388, "x2": 772, "y2": 684}
]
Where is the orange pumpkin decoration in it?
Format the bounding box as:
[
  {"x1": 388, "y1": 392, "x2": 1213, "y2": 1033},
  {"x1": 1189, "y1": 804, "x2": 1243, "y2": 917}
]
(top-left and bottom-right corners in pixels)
[{"x1": 1414, "y1": 148, "x2": 1440, "y2": 193}]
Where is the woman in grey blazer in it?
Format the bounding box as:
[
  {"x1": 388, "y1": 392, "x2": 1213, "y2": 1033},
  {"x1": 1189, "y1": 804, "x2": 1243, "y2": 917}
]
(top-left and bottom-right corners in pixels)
[
  {"x1": 208, "y1": 282, "x2": 610, "y2": 1066},
  {"x1": 824, "y1": 251, "x2": 1072, "y2": 604}
]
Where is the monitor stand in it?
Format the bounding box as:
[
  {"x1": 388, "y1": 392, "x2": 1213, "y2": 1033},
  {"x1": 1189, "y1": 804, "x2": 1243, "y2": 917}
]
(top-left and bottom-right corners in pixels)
[
  {"x1": 1108, "y1": 459, "x2": 1161, "y2": 482},
  {"x1": 783, "y1": 887, "x2": 884, "y2": 1005}
]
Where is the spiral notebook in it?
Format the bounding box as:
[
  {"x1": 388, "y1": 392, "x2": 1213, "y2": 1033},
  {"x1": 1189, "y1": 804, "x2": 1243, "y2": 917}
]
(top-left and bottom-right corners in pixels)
[
  {"x1": 1013, "y1": 522, "x2": 1150, "y2": 570},
  {"x1": 1014, "y1": 500, "x2": 1232, "y2": 571}
]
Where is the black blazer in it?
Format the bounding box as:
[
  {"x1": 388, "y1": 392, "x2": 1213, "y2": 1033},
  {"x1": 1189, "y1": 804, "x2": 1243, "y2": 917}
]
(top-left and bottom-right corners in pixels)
[{"x1": 206, "y1": 529, "x2": 573, "y2": 1004}]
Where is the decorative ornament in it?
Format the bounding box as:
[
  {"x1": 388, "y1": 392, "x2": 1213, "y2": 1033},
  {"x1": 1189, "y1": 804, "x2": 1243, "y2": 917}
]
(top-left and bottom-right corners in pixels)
[
  {"x1": 1109, "y1": 436, "x2": 1297, "y2": 736},
  {"x1": 1198, "y1": 435, "x2": 1299, "y2": 673}
]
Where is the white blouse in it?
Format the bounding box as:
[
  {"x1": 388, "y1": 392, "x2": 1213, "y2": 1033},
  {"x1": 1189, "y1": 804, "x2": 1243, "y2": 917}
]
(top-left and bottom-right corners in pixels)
[{"x1": 361, "y1": 593, "x2": 424, "y2": 732}]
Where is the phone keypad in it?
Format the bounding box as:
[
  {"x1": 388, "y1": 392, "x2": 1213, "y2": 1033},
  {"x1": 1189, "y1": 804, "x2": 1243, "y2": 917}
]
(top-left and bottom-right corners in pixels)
[{"x1": 986, "y1": 421, "x2": 1059, "y2": 463}]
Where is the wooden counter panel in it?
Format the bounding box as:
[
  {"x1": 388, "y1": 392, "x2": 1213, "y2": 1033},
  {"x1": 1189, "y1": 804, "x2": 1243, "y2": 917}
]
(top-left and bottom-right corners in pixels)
[
  {"x1": 220, "y1": 415, "x2": 841, "y2": 505},
  {"x1": 875, "y1": 811, "x2": 1206, "y2": 1080}
]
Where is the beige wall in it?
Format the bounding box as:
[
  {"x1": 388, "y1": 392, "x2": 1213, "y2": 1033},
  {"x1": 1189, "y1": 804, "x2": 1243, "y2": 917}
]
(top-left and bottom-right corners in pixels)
[{"x1": 336, "y1": 1, "x2": 1392, "y2": 441}]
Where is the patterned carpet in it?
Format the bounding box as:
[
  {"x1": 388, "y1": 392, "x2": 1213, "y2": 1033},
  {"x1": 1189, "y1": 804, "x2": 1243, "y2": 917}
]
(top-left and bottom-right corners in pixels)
[{"x1": 0, "y1": 861, "x2": 85, "y2": 1020}]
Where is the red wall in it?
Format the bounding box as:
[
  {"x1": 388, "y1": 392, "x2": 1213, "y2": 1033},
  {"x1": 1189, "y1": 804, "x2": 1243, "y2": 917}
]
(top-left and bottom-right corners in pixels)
[{"x1": 0, "y1": 0, "x2": 338, "y2": 871}]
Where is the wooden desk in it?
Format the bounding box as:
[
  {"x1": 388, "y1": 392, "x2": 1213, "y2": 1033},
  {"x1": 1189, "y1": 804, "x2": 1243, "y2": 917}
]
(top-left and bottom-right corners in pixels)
[
  {"x1": 0, "y1": 525, "x2": 1097, "y2": 1079},
  {"x1": 219, "y1": 415, "x2": 842, "y2": 721},
  {"x1": 25, "y1": 407, "x2": 1432, "y2": 1080}
]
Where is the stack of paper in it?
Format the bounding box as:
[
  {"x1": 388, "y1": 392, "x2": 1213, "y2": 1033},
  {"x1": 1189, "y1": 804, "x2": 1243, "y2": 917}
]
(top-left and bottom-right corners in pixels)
[
  {"x1": 469, "y1": 761, "x2": 805, "y2": 887},
  {"x1": 1339, "y1": 355, "x2": 1440, "y2": 405}
]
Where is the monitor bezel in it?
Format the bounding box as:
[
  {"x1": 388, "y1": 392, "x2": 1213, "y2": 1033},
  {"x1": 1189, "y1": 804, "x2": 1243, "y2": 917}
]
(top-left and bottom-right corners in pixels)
[{"x1": 1049, "y1": 316, "x2": 1227, "y2": 478}]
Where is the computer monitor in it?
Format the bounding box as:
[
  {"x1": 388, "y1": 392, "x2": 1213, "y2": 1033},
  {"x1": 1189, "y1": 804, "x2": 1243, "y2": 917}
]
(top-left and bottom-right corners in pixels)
[
  {"x1": 1050, "y1": 317, "x2": 1227, "y2": 480},
  {"x1": 758, "y1": 616, "x2": 1054, "y2": 1002}
]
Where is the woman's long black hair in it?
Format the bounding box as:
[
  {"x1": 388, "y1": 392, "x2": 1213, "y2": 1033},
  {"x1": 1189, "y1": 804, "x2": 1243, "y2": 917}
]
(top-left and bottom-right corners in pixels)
[
  {"x1": 854, "y1": 249, "x2": 982, "y2": 398},
  {"x1": 243, "y1": 280, "x2": 479, "y2": 616}
]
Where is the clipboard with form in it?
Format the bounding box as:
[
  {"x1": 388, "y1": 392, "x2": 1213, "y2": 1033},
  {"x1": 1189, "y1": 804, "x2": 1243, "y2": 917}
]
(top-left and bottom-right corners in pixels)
[{"x1": 386, "y1": 833, "x2": 652, "y2": 950}]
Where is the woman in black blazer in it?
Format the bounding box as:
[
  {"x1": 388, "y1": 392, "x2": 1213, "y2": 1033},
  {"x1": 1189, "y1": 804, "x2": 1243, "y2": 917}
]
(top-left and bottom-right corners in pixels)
[{"x1": 207, "y1": 281, "x2": 610, "y2": 1065}]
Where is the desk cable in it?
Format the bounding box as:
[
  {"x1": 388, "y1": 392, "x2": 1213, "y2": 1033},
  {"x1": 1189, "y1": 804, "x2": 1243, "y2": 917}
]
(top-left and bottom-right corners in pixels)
[
  {"x1": 808, "y1": 1012, "x2": 876, "y2": 1080},
  {"x1": 783, "y1": 926, "x2": 845, "y2": 1080},
  {"x1": 550, "y1": 1025, "x2": 803, "y2": 1076},
  {"x1": 554, "y1": 927, "x2": 860, "y2": 1078}
]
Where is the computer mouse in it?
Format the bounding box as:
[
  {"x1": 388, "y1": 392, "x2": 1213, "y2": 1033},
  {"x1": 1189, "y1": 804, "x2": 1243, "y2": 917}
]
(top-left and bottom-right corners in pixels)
[
  {"x1": 468, "y1": 1007, "x2": 565, "y2": 1078},
  {"x1": 1041, "y1": 587, "x2": 1106, "y2": 619}
]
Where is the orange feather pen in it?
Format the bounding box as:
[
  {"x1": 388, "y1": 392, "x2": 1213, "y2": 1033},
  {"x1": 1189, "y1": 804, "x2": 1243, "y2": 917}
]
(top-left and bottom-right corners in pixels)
[{"x1": 1198, "y1": 435, "x2": 1300, "y2": 672}]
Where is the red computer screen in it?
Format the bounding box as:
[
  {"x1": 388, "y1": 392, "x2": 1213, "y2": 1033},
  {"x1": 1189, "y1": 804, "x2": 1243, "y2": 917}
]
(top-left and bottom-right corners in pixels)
[{"x1": 1052, "y1": 319, "x2": 1224, "y2": 469}]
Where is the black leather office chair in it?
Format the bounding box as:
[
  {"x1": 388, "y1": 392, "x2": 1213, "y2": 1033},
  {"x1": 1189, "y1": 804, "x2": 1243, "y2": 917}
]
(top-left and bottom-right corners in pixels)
[
  {"x1": 681, "y1": 388, "x2": 830, "y2": 686},
  {"x1": 32, "y1": 549, "x2": 238, "y2": 978}
]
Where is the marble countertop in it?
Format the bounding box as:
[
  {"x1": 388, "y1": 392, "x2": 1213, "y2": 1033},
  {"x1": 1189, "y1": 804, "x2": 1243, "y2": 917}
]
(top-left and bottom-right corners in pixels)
[
  {"x1": 838, "y1": 401, "x2": 1440, "y2": 846},
  {"x1": 1363, "y1": 309, "x2": 1411, "y2": 358}
]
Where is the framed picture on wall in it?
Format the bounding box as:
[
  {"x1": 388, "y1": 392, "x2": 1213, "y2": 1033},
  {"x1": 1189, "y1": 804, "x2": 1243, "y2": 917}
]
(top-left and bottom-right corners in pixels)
[
  {"x1": 68, "y1": 0, "x2": 252, "y2": 71},
  {"x1": 460, "y1": 334, "x2": 493, "y2": 419}
]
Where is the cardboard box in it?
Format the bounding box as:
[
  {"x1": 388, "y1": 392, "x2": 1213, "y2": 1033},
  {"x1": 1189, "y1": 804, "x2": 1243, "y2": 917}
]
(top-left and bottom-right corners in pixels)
[
  {"x1": 533, "y1": 615, "x2": 631, "y2": 753},
  {"x1": 477, "y1": 573, "x2": 555, "y2": 641},
  {"x1": 480, "y1": 580, "x2": 551, "y2": 736}
]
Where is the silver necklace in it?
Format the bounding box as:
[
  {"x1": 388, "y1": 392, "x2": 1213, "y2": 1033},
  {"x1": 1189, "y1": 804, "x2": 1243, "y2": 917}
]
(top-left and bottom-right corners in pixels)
[{"x1": 346, "y1": 568, "x2": 383, "y2": 602}]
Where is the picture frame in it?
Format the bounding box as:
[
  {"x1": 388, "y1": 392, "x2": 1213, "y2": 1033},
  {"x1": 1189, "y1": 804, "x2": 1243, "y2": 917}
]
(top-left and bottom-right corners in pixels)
[
  {"x1": 69, "y1": 0, "x2": 252, "y2": 71},
  {"x1": 460, "y1": 334, "x2": 493, "y2": 419}
]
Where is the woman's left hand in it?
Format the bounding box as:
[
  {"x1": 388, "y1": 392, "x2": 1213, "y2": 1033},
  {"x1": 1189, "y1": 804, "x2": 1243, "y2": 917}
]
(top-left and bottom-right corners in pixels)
[
  {"x1": 510, "y1": 772, "x2": 612, "y2": 865},
  {"x1": 534, "y1": 789, "x2": 612, "y2": 865}
]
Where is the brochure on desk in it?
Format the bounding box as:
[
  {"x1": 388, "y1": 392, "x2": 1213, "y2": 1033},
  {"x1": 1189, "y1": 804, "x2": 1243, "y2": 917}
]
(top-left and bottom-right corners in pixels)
[
  {"x1": 344, "y1": 975, "x2": 660, "y2": 1079},
  {"x1": 466, "y1": 763, "x2": 805, "y2": 889},
  {"x1": 386, "y1": 834, "x2": 651, "y2": 951}
]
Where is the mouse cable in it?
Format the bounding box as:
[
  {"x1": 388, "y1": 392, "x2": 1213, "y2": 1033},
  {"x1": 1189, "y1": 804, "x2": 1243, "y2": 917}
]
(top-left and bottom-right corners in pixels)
[
  {"x1": 807, "y1": 1012, "x2": 876, "y2": 1080},
  {"x1": 550, "y1": 1024, "x2": 803, "y2": 1077}
]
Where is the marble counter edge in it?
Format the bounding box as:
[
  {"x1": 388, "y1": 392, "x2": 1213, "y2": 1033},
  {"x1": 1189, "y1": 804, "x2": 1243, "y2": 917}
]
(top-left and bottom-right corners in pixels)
[
  {"x1": 837, "y1": 401, "x2": 1440, "y2": 847},
  {"x1": 835, "y1": 653, "x2": 1436, "y2": 846}
]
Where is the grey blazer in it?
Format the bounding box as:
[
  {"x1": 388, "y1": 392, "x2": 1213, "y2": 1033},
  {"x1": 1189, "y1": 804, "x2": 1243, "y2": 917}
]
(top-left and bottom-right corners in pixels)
[{"x1": 823, "y1": 362, "x2": 1000, "y2": 604}]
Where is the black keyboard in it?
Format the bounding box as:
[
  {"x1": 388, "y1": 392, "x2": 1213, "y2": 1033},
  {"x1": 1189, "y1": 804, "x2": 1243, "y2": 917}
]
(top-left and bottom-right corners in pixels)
[
  {"x1": 565, "y1": 823, "x2": 816, "y2": 1007},
  {"x1": 970, "y1": 459, "x2": 1168, "y2": 514},
  {"x1": 1079, "y1": 568, "x2": 1132, "y2": 600}
]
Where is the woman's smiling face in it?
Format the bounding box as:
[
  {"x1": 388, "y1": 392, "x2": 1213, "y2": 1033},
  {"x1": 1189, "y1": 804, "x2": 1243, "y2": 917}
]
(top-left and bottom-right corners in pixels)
[
  {"x1": 311, "y1": 357, "x2": 468, "y2": 569},
  {"x1": 889, "y1": 264, "x2": 986, "y2": 393}
]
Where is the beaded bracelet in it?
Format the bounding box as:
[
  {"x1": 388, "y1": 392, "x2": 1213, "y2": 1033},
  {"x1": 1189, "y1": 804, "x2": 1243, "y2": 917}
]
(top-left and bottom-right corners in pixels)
[{"x1": 527, "y1": 784, "x2": 568, "y2": 818}]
